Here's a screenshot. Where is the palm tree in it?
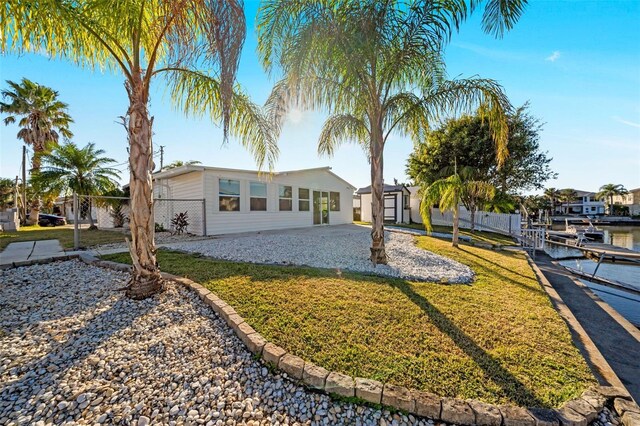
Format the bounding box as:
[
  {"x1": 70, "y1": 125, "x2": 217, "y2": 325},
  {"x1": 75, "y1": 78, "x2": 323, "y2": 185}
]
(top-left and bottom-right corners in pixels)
[
  {"x1": 258, "y1": 0, "x2": 525, "y2": 264},
  {"x1": 31, "y1": 142, "x2": 121, "y2": 228},
  {"x1": 3, "y1": 1, "x2": 278, "y2": 299},
  {"x1": 558, "y1": 188, "x2": 577, "y2": 216},
  {"x1": 544, "y1": 187, "x2": 560, "y2": 216},
  {"x1": 419, "y1": 170, "x2": 495, "y2": 247},
  {"x1": 0, "y1": 177, "x2": 15, "y2": 209},
  {"x1": 596, "y1": 184, "x2": 628, "y2": 215},
  {"x1": 0, "y1": 78, "x2": 74, "y2": 225},
  {"x1": 436, "y1": 165, "x2": 496, "y2": 231}
]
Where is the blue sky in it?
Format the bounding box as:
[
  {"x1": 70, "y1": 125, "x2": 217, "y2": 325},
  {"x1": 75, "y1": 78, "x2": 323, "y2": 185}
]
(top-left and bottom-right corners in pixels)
[{"x1": 1, "y1": 0, "x2": 639, "y2": 193}]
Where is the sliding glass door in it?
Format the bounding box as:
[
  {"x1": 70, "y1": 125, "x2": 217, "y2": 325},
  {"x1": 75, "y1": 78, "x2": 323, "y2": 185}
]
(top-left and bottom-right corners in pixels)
[{"x1": 313, "y1": 191, "x2": 329, "y2": 225}]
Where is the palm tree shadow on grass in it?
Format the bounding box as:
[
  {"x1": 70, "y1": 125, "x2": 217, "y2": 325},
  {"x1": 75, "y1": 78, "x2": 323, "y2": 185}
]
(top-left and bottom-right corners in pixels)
[
  {"x1": 0, "y1": 297, "x2": 158, "y2": 411},
  {"x1": 457, "y1": 246, "x2": 538, "y2": 282},
  {"x1": 389, "y1": 279, "x2": 545, "y2": 408}
]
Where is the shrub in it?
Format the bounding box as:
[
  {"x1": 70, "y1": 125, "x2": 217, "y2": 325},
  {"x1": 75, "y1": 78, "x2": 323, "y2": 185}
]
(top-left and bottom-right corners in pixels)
[
  {"x1": 155, "y1": 222, "x2": 166, "y2": 232},
  {"x1": 111, "y1": 204, "x2": 126, "y2": 228},
  {"x1": 171, "y1": 211, "x2": 189, "y2": 235}
]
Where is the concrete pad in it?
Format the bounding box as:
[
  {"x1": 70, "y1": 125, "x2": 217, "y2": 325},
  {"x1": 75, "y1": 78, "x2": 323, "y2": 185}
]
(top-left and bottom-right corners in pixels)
[{"x1": 1, "y1": 239, "x2": 64, "y2": 266}]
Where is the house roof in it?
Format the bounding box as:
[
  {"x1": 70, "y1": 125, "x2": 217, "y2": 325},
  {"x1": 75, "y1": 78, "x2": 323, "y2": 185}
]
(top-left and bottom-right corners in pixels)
[
  {"x1": 152, "y1": 165, "x2": 356, "y2": 189},
  {"x1": 573, "y1": 190, "x2": 596, "y2": 197},
  {"x1": 355, "y1": 184, "x2": 409, "y2": 195}
]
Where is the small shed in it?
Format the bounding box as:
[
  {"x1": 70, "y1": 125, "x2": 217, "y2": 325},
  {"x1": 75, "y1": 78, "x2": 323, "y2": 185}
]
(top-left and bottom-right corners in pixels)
[{"x1": 355, "y1": 184, "x2": 411, "y2": 224}]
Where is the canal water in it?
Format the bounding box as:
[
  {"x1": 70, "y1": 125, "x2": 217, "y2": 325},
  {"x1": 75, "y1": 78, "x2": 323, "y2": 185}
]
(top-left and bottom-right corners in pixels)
[
  {"x1": 547, "y1": 225, "x2": 640, "y2": 328},
  {"x1": 601, "y1": 225, "x2": 640, "y2": 252}
]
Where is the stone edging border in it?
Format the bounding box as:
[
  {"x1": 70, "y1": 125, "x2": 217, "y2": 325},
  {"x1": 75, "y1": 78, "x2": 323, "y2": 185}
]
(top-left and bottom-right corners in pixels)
[{"x1": 3, "y1": 254, "x2": 639, "y2": 425}]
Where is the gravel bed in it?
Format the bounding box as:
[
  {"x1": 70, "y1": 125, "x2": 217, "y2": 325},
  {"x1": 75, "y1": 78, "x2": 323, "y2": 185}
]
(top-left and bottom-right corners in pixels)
[
  {"x1": 91, "y1": 231, "x2": 210, "y2": 250},
  {"x1": 0, "y1": 260, "x2": 447, "y2": 426},
  {"x1": 171, "y1": 226, "x2": 474, "y2": 283}
]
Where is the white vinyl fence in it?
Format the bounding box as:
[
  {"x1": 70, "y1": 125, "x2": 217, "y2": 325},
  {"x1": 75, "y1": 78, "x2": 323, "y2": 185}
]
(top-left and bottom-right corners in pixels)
[
  {"x1": 520, "y1": 228, "x2": 545, "y2": 251},
  {"x1": 428, "y1": 208, "x2": 521, "y2": 236}
]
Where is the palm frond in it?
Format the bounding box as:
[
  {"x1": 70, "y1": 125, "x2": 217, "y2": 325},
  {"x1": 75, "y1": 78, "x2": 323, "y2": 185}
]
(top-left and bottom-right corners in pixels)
[
  {"x1": 166, "y1": 69, "x2": 279, "y2": 171},
  {"x1": 422, "y1": 77, "x2": 512, "y2": 166},
  {"x1": 318, "y1": 114, "x2": 370, "y2": 157}
]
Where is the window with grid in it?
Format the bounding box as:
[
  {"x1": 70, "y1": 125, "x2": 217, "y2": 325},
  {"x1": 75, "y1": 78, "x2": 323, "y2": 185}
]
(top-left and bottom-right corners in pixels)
[
  {"x1": 298, "y1": 188, "x2": 310, "y2": 211},
  {"x1": 219, "y1": 179, "x2": 240, "y2": 211},
  {"x1": 250, "y1": 182, "x2": 267, "y2": 211},
  {"x1": 279, "y1": 185, "x2": 293, "y2": 211},
  {"x1": 330, "y1": 192, "x2": 340, "y2": 211}
]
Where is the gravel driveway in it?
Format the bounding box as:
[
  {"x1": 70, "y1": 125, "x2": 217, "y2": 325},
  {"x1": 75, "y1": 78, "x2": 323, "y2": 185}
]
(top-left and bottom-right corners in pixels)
[
  {"x1": 170, "y1": 225, "x2": 473, "y2": 284},
  {"x1": 0, "y1": 261, "x2": 441, "y2": 426}
]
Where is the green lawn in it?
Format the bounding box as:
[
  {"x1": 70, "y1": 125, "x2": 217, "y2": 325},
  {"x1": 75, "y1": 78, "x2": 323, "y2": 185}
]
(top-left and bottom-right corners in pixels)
[
  {"x1": 0, "y1": 225, "x2": 128, "y2": 250},
  {"x1": 355, "y1": 221, "x2": 516, "y2": 247},
  {"x1": 104, "y1": 237, "x2": 595, "y2": 408}
]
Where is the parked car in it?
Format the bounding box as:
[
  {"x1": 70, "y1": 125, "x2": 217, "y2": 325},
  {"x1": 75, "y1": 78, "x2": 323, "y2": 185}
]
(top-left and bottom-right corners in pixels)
[{"x1": 28, "y1": 213, "x2": 67, "y2": 227}]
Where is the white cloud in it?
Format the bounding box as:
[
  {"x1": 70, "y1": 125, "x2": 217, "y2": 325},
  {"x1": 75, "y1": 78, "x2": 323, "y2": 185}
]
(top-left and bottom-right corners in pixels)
[
  {"x1": 613, "y1": 116, "x2": 640, "y2": 129},
  {"x1": 545, "y1": 51, "x2": 561, "y2": 62}
]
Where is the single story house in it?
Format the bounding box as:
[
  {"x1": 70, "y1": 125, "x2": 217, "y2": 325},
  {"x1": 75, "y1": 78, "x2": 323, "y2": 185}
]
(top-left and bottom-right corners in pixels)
[
  {"x1": 355, "y1": 184, "x2": 411, "y2": 224},
  {"x1": 153, "y1": 165, "x2": 356, "y2": 235}
]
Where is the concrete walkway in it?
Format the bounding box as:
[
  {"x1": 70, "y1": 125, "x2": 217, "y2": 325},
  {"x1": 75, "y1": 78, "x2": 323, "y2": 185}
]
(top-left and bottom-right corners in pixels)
[
  {"x1": 0, "y1": 240, "x2": 64, "y2": 266},
  {"x1": 534, "y1": 252, "x2": 640, "y2": 402}
]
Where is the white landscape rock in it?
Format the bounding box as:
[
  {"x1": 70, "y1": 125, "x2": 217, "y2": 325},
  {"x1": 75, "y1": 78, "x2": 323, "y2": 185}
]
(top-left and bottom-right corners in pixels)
[
  {"x1": 170, "y1": 225, "x2": 474, "y2": 284},
  {"x1": 0, "y1": 260, "x2": 446, "y2": 426}
]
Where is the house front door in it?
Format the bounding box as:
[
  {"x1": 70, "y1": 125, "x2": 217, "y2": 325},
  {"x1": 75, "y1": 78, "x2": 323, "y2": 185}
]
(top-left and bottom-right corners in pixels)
[{"x1": 313, "y1": 191, "x2": 330, "y2": 225}]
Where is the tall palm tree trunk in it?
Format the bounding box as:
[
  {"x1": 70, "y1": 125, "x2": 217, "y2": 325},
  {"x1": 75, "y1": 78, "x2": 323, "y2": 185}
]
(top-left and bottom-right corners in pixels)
[
  {"x1": 369, "y1": 124, "x2": 387, "y2": 265},
  {"x1": 28, "y1": 152, "x2": 42, "y2": 225},
  {"x1": 125, "y1": 75, "x2": 163, "y2": 299},
  {"x1": 609, "y1": 195, "x2": 613, "y2": 215},
  {"x1": 452, "y1": 203, "x2": 460, "y2": 248},
  {"x1": 88, "y1": 198, "x2": 97, "y2": 229}
]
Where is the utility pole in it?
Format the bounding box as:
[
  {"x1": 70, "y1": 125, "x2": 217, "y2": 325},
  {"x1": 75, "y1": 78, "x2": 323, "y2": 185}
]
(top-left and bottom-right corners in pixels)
[
  {"x1": 159, "y1": 145, "x2": 165, "y2": 170},
  {"x1": 22, "y1": 146, "x2": 27, "y2": 225},
  {"x1": 14, "y1": 175, "x2": 19, "y2": 212}
]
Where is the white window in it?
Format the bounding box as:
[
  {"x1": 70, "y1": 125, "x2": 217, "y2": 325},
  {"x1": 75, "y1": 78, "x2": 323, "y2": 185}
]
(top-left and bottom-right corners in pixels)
[
  {"x1": 279, "y1": 185, "x2": 293, "y2": 211},
  {"x1": 299, "y1": 188, "x2": 310, "y2": 211},
  {"x1": 219, "y1": 179, "x2": 240, "y2": 211},
  {"x1": 403, "y1": 194, "x2": 410, "y2": 209},
  {"x1": 330, "y1": 192, "x2": 340, "y2": 211},
  {"x1": 250, "y1": 182, "x2": 267, "y2": 211}
]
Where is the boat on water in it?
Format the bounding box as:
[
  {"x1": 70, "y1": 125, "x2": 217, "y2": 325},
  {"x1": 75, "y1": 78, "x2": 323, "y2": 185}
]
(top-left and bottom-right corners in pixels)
[
  {"x1": 564, "y1": 218, "x2": 605, "y2": 241},
  {"x1": 546, "y1": 219, "x2": 605, "y2": 244}
]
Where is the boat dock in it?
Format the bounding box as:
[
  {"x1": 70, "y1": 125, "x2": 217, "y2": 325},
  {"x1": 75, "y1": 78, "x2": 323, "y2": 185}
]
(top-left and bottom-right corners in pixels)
[{"x1": 545, "y1": 238, "x2": 640, "y2": 264}]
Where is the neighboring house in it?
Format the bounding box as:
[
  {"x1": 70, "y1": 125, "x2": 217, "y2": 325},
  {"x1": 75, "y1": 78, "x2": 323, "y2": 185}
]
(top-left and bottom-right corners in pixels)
[
  {"x1": 353, "y1": 194, "x2": 362, "y2": 221},
  {"x1": 55, "y1": 196, "x2": 128, "y2": 229},
  {"x1": 612, "y1": 187, "x2": 640, "y2": 215},
  {"x1": 355, "y1": 184, "x2": 411, "y2": 224},
  {"x1": 153, "y1": 165, "x2": 355, "y2": 235},
  {"x1": 556, "y1": 190, "x2": 605, "y2": 215}
]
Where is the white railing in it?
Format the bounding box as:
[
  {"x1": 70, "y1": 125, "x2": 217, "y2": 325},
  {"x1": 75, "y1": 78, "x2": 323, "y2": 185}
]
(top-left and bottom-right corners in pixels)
[
  {"x1": 520, "y1": 228, "x2": 545, "y2": 251},
  {"x1": 428, "y1": 208, "x2": 521, "y2": 236}
]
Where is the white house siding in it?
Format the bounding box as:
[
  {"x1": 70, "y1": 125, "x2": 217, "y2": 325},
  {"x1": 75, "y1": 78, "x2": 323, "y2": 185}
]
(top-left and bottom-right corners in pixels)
[
  {"x1": 198, "y1": 168, "x2": 354, "y2": 235},
  {"x1": 409, "y1": 186, "x2": 422, "y2": 223},
  {"x1": 359, "y1": 192, "x2": 410, "y2": 224},
  {"x1": 154, "y1": 171, "x2": 205, "y2": 235}
]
